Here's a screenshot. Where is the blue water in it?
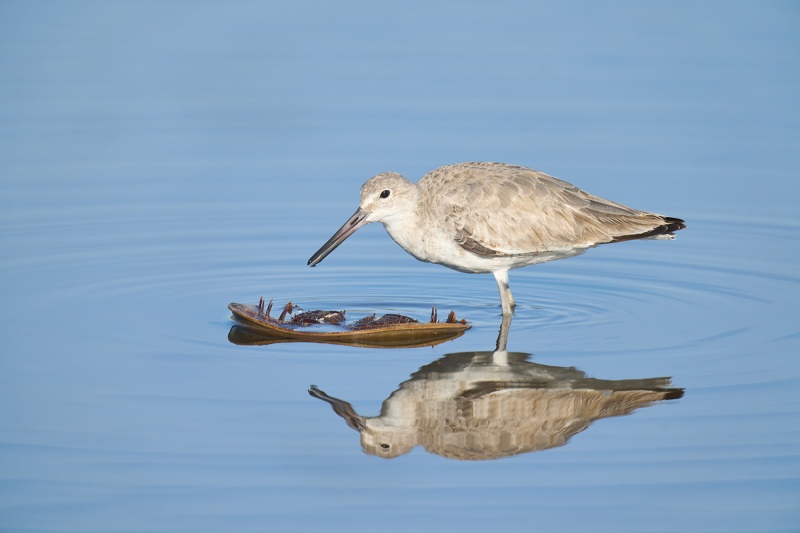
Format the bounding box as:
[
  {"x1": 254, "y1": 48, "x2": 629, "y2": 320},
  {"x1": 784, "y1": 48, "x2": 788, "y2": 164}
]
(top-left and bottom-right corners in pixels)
[{"x1": 1, "y1": 2, "x2": 799, "y2": 532}]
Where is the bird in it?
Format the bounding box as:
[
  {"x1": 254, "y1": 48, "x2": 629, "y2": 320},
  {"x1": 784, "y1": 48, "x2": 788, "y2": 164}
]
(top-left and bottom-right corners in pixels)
[
  {"x1": 309, "y1": 350, "x2": 683, "y2": 460},
  {"x1": 308, "y1": 162, "x2": 685, "y2": 315}
]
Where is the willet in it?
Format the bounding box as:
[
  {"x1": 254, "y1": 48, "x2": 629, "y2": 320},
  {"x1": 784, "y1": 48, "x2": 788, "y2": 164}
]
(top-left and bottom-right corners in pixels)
[
  {"x1": 309, "y1": 348, "x2": 682, "y2": 460},
  {"x1": 308, "y1": 162, "x2": 685, "y2": 315}
]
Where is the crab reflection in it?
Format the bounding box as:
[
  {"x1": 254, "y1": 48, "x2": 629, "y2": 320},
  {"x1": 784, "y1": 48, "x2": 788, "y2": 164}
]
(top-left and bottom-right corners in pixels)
[{"x1": 310, "y1": 316, "x2": 683, "y2": 460}]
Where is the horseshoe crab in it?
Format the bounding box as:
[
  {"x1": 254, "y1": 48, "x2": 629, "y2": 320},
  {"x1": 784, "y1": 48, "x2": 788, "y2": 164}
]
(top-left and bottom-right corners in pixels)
[{"x1": 228, "y1": 298, "x2": 470, "y2": 348}]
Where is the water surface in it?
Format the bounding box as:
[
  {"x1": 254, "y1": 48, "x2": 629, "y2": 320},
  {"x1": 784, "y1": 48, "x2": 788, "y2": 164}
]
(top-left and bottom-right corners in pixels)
[{"x1": 1, "y1": 2, "x2": 799, "y2": 532}]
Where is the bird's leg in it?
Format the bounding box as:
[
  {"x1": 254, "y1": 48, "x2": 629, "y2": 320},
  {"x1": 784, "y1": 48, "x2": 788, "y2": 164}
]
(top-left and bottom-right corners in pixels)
[
  {"x1": 494, "y1": 312, "x2": 512, "y2": 353},
  {"x1": 493, "y1": 270, "x2": 515, "y2": 315},
  {"x1": 491, "y1": 311, "x2": 513, "y2": 367}
]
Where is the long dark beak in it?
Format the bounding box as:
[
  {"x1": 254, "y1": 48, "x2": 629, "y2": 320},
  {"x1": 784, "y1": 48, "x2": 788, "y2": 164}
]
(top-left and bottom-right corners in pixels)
[
  {"x1": 308, "y1": 386, "x2": 367, "y2": 431},
  {"x1": 308, "y1": 207, "x2": 369, "y2": 267}
]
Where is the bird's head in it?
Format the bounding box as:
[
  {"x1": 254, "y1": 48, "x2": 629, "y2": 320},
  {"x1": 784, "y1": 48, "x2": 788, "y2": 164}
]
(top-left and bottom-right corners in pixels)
[{"x1": 308, "y1": 172, "x2": 416, "y2": 267}]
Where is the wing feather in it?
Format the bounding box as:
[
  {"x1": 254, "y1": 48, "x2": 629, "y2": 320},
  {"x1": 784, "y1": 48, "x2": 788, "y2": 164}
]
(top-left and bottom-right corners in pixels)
[{"x1": 420, "y1": 162, "x2": 679, "y2": 258}]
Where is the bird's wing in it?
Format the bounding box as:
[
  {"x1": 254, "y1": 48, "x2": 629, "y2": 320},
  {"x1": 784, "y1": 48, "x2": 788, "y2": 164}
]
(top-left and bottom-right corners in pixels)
[{"x1": 425, "y1": 163, "x2": 670, "y2": 257}]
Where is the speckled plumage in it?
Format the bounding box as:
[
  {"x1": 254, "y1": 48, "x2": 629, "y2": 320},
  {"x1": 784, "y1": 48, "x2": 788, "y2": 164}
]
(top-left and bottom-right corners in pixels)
[{"x1": 309, "y1": 162, "x2": 685, "y2": 315}]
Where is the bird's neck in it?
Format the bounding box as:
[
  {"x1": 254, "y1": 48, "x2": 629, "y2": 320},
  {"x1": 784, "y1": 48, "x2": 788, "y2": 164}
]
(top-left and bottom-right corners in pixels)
[{"x1": 381, "y1": 206, "x2": 431, "y2": 263}]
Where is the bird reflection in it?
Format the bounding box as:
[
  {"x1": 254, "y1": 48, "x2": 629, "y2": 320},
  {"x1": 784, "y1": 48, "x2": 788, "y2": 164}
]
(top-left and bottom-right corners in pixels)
[{"x1": 309, "y1": 315, "x2": 683, "y2": 460}]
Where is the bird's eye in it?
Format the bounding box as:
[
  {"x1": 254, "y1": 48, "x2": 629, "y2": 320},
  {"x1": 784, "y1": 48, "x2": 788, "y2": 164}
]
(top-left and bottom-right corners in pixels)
[
  {"x1": 380, "y1": 443, "x2": 390, "y2": 450},
  {"x1": 380, "y1": 190, "x2": 390, "y2": 199}
]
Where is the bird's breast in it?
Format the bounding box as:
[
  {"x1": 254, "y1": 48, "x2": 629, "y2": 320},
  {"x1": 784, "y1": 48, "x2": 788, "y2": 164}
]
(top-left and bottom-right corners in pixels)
[{"x1": 381, "y1": 220, "x2": 496, "y2": 273}]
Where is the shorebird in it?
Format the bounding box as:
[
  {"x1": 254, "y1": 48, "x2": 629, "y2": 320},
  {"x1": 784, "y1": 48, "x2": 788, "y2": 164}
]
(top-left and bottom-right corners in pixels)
[
  {"x1": 309, "y1": 350, "x2": 682, "y2": 460},
  {"x1": 308, "y1": 162, "x2": 685, "y2": 315}
]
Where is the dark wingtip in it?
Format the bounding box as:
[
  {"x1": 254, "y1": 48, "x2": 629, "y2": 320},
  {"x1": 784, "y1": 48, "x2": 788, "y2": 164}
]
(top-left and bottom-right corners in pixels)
[
  {"x1": 610, "y1": 215, "x2": 687, "y2": 243},
  {"x1": 663, "y1": 216, "x2": 687, "y2": 232},
  {"x1": 663, "y1": 388, "x2": 686, "y2": 400}
]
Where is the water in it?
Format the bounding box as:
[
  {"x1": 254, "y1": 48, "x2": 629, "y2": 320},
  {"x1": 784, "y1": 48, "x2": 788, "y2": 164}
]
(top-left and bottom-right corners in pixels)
[{"x1": 1, "y1": 2, "x2": 799, "y2": 532}]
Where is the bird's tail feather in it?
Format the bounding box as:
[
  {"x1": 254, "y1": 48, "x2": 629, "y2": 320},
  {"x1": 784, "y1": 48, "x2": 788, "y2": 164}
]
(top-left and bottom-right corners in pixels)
[{"x1": 610, "y1": 216, "x2": 686, "y2": 243}]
